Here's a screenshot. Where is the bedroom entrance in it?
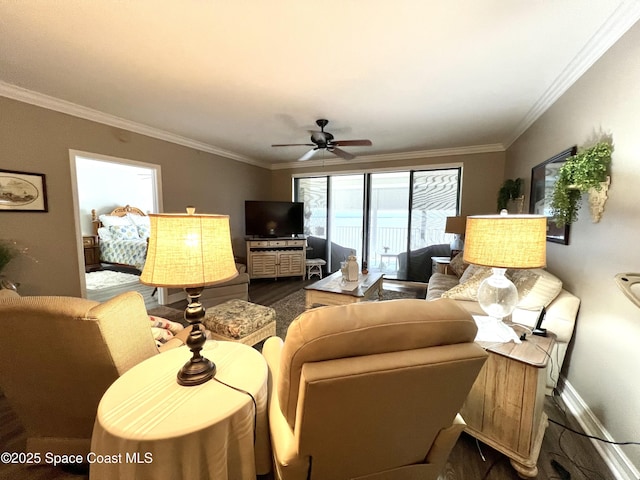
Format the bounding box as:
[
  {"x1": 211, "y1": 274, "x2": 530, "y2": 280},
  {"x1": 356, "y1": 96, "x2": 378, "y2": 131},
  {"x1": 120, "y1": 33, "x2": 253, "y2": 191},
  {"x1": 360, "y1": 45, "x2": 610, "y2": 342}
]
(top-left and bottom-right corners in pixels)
[{"x1": 69, "y1": 150, "x2": 164, "y2": 308}]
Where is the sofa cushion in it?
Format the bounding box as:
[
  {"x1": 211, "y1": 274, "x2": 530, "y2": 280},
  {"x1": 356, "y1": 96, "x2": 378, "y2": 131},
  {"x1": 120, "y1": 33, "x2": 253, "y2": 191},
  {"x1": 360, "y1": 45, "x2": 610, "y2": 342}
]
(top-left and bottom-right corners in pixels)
[
  {"x1": 511, "y1": 268, "x2": 563, "y2": 309},
  {"x1": 425, "y1": 273, "x2": 460, "y2": 301}
]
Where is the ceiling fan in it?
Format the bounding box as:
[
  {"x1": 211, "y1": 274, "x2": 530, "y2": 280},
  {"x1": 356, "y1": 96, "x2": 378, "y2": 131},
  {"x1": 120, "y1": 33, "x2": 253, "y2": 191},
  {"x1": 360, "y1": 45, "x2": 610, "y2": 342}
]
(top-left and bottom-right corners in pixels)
[{"x1": 272, "y1": 119, "x2": 372, "y2": 161}]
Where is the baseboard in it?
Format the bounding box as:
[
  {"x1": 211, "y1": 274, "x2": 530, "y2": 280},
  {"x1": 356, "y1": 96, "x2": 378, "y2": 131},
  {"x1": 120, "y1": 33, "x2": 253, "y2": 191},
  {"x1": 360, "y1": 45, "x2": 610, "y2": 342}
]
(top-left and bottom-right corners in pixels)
[{"x1": 559, "y1": 378, "x2": 640, "y2": 480}]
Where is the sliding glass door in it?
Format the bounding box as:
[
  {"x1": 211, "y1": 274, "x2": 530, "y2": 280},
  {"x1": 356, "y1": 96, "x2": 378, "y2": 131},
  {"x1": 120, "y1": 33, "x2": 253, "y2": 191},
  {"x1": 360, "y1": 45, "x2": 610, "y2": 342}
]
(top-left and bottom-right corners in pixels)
[
  {"x1": 367, "y1": 172, "x2": 410, "y2": 277},
  {"x1": 329, "y1": 175, "x2": 364, "y2": 266},
  {"x1": 295, "y1": 167, "x2": 460, "y2": 281}
]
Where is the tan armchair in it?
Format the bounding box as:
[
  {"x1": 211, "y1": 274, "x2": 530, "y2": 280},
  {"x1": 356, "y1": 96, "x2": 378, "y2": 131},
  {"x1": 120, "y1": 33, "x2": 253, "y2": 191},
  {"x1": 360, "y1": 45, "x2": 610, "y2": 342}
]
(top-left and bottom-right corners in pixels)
[
  {"x1": 262, "y1": 298, "x2": 488, "y2": 480},
  {"x1": 0, "y1": 291, "x2": 189, "y2": 456}
]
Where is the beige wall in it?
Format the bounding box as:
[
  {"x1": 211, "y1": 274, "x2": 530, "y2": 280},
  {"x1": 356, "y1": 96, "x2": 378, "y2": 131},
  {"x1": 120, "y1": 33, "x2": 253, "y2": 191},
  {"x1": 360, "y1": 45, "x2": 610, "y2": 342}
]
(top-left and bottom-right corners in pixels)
[
  {"x1": 506, "y1": 23, "x2": 640, "y2": 469},
  {"x1": 0, "y1": 97, "x2": 269, "y2": 296},
  {"x1": 271, "y1": 151, "x2": 506, "y2": 217}
]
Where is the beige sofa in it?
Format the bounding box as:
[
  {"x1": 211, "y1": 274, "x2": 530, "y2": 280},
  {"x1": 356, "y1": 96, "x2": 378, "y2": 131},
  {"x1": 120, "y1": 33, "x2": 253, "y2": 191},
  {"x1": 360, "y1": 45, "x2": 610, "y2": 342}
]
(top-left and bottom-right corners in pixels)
[{"x1": 427, "y1": 261, "x2": 580, "y2": 395}]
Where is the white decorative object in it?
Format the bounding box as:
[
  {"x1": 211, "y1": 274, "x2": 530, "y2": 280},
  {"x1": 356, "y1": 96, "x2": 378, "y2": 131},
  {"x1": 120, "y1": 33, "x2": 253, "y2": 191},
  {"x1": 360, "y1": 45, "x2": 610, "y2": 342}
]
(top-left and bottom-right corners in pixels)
[
  {"x1": 346, "y1": 252, "x2": 359, "y2": 282},
  {"x1": 588, "y1": 175, "x2": 610, "y2": 223}
]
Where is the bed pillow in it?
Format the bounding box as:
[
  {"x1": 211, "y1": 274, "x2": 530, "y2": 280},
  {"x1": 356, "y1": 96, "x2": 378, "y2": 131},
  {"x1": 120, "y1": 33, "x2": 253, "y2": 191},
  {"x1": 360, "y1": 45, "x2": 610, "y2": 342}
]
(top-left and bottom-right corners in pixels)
[
  {"x1": 441, "y1": 266, "x2": 493, "y2": 301},
  {"x1": 97, "y1": 226, "x2": 113, "y2": 241},
  {"x1": 99, "y1": 214, "x2": 133, "y2": 227},
  {"x1": 511, "y1": 268, "x2": 563, "y2": 309},
  {"x1": 108, "y1": 224, "x2": 140, "y2": 240},
  {"x1": 127, "y1": 213, "x2": 150, "y2": 226},
  {"x1": 136, "y1": 225, "x2": 151, "y2": 239}
]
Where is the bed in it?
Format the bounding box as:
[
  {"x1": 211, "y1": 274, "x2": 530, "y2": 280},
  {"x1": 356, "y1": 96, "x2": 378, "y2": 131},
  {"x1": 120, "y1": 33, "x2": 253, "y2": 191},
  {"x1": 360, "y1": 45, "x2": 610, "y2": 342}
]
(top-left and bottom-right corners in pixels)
[{"x1": 91, "y1": 205, "x2": 150, "y2": 271}]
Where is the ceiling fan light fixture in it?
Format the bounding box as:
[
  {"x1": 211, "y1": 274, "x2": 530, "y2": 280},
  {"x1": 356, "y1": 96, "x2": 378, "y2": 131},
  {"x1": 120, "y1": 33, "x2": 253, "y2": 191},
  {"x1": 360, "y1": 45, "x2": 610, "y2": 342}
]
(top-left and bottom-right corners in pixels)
[{"x1": 272, "y1": 118, "x2": 371, "y2": 161}]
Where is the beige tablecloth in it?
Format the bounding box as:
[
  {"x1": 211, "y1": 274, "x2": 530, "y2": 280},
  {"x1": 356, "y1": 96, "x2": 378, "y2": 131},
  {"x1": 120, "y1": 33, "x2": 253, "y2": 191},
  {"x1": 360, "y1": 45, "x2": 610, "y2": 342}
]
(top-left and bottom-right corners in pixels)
[{"x1": 90, "y1": 341, "x2": 270, "y2": 480}]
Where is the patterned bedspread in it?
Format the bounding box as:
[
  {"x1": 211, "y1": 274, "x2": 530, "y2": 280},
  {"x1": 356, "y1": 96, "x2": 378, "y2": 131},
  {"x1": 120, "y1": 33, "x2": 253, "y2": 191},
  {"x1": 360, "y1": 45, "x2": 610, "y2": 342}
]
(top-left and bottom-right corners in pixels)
[{"x1": 99, "y1": 239, "x2": 147, "y2": 270}]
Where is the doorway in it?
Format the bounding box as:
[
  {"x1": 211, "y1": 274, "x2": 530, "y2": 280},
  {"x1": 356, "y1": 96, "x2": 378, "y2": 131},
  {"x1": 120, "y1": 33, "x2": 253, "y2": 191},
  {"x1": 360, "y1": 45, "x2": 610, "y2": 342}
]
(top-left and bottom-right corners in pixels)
[{"x1": 69, "y1": 150, "x2": 165, "y2": 305}]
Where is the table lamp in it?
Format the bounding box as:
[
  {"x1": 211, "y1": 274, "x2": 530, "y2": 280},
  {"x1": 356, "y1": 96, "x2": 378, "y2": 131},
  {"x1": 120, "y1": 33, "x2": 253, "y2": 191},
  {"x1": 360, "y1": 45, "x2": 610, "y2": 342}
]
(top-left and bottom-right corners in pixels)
[
  {"x1": 445, "y1": 215, "x2": 466, "y2": 257},
  {"x1": 463, "y1": 212, "x2": 546, "y2": 320},
  {"x1": 140, "y1": 207, "x2": 238, "y2": 386}
]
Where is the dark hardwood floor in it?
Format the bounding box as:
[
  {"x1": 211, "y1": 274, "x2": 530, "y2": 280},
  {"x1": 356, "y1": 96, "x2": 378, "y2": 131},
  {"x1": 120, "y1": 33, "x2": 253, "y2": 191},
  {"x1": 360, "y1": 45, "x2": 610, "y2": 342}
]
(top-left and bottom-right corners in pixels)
[{"x1": 0, "y1": 279, "x2": 617, "y2": 480}]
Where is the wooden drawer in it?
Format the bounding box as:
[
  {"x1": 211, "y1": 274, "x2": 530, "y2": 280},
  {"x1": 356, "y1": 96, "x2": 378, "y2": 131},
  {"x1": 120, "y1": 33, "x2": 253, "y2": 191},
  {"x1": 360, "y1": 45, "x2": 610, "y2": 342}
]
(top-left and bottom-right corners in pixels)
[
  {"x1": 269, "y1": 240, "x2": 288, "y2": 247},
  {"x1": 251, "y1": 240, "x2": 270, "y2": 248},
  {"x1": 83, "y1": 236, "x2": 97, "y2": 247},
  {"x1": 287, "y1": 239, "x2": 305, "y2": 247}
]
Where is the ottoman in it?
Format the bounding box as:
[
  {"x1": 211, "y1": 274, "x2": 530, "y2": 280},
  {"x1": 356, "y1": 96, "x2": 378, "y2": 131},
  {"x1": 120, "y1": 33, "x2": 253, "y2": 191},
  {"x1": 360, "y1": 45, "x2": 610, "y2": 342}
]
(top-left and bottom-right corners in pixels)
[{"x1": 203, "y1": 299, "x2": 276, "y2": 346}]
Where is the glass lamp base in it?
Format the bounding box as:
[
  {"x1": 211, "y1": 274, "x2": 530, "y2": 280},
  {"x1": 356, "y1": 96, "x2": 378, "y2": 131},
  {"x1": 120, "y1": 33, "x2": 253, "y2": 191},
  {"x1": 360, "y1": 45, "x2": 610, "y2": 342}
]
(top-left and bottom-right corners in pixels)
[{"x1": 477, "y1": 268, "x2": 518, "y2": 320}]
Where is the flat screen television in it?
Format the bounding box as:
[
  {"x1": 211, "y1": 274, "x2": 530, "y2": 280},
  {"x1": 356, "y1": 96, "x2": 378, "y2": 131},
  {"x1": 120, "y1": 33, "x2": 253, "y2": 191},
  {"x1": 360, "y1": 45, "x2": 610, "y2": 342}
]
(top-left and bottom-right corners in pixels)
[{"x1": 245, "y1": 200, "x2": 305, "y2": 238}]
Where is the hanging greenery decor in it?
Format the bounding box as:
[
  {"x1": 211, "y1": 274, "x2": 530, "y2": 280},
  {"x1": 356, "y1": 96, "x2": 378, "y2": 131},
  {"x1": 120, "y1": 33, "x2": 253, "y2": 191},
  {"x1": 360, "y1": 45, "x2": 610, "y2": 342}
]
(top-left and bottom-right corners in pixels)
[
  {"x1": 497, "y1": 178, "x2": 523, "y2": 212},
  {"x1": 550, "y1": 141, "x2": 613, "y2": 226},
  {"x1": 0, "y1": 240, "x2": 18, "y2": 273}
]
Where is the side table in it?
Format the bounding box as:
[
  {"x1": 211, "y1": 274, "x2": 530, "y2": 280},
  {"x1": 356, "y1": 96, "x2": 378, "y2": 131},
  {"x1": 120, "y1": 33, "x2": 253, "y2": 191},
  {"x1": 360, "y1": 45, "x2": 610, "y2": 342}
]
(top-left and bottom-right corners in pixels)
[
  {"x1": 461, "y1": 322, "x2": 555, "y2": 478},
  {"x1": 90, "y1": 341, "x2": 270, "y2": 480},
  {"x1": 431, "y1": 256, "x2": 451, "y2": 275},
  {"x1": 83, "y1": 235, "x2": 101, "y2": 272}
]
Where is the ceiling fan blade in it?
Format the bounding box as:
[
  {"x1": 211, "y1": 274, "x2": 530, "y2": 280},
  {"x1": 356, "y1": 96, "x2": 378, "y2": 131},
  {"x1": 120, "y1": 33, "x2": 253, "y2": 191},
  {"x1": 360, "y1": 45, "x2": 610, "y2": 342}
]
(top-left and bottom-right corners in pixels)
[
  {"x1": 298, "y1": 149, "x2": 318, "y2": 161},
  {"x1": 333, "y1": 139, "x2": 372, "y2": 147},
  {"x1": 272, "y1": 143, "x2": 315, "y2": 147},
  {"x1": 330, "y1": 147, "x2": 356, "y2": 160}
]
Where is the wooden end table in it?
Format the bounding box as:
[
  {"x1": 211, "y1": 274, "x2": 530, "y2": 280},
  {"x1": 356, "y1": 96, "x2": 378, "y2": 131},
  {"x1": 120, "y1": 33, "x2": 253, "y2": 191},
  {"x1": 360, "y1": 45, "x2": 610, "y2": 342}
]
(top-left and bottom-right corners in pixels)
[
  {"x1": 461, "y1": 322, "x2": 555, "y2": 478},
  {"x1": 304, "y1": 270, "x2": 384, "y2": 309}
]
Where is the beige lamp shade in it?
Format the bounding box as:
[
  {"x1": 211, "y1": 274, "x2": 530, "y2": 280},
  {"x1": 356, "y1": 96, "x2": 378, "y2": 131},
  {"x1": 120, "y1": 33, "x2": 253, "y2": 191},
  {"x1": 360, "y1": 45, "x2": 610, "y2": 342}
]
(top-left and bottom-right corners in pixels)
[
  {"x1": 463, "y1": 214, "x2": 547, "y2": 269},
  {"x1": 140, "y1": 213, "x2": 238, "y2": 288},
  {"x1": 445, "y1": 216, "x2": 466, "y2": 235}
]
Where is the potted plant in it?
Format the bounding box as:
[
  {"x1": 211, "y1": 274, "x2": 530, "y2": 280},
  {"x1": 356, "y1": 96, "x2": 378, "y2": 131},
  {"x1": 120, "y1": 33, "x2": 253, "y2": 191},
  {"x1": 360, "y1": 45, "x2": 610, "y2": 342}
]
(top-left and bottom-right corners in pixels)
[
  {"x1": 0, "y1": 240, "x2": 18, "y2": 274},
  {"x1": 497, "y1": 178, "x2": 523, "y2": 212},
  {"x1": 550, "y1": 141, "x2": 613, "y2": 226}
]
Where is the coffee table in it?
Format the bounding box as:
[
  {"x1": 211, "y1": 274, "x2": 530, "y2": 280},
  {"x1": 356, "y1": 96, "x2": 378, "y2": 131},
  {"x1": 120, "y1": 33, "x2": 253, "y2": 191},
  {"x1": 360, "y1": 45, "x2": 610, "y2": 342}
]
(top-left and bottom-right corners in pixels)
[{"x1": 304, "y1": 270, "x2": 384, "y2": 309}]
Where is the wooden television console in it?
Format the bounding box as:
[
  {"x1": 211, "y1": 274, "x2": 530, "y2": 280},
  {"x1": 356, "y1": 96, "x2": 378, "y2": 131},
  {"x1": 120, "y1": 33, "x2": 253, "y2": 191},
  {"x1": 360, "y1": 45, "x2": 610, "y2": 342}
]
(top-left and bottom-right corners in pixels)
[{"x1": 246, "y1": 237, "x2": 307, "y2": 280}]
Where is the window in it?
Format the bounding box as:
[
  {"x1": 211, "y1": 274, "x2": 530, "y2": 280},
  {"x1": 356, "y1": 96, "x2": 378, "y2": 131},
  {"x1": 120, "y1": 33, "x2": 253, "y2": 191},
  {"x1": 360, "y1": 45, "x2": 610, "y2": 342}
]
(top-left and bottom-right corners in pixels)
[{"x1": 295, "y1": 167, "x2": 461, "y2": 281}]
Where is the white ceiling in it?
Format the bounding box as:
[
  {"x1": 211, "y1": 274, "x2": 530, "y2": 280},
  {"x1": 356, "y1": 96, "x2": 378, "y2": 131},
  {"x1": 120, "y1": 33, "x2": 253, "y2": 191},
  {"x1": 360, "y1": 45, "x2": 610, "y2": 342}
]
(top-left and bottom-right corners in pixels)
[{"x1": 1, "y1": 1, "x2": 639, "y2": 169}]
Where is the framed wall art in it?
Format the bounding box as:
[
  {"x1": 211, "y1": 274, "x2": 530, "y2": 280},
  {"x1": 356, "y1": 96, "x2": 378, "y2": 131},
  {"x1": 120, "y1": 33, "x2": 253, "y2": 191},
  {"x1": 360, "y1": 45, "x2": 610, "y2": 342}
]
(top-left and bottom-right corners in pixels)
[
  {"x1": 529, "y1": 146, "x2": 576, "y2": 245},
  {"x1": 0, "y1": 169, "x2": 48, "y2": 212}
]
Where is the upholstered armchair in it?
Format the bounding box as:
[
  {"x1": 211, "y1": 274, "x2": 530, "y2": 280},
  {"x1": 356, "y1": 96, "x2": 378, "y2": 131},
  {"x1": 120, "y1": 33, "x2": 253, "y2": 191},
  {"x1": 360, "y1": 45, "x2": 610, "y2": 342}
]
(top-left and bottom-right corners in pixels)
[
  {"x1": 0, "y1": 290, "x2": 189, "y2": 456},
  {"x1": 262, "y1": 298, "x2": 488, "y2": 480}
]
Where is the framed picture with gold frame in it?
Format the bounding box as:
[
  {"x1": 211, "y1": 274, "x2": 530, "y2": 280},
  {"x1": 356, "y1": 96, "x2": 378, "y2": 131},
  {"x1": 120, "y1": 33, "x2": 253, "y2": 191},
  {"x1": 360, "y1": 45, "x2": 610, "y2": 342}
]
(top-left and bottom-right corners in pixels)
[
  {"x1": 529, "y1": 146, "x2": 576, "y2": 245},
  {"x1": 0, "y1": 169, "x2": 48, "y2": 212}
]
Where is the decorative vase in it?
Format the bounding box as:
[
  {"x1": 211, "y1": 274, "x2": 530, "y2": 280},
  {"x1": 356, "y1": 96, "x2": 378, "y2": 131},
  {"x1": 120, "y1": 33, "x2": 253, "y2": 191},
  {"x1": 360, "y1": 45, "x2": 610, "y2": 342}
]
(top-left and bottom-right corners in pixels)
[{"x1": 346, "y1": 253, "x2": 359, "y2": 282}]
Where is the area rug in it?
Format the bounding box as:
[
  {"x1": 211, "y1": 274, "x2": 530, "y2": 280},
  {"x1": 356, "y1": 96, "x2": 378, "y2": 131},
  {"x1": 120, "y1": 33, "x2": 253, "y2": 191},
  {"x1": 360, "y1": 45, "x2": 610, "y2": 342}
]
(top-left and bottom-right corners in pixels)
[{"x1": 85, "y1": 270, "x2": 140, "y2": 290}]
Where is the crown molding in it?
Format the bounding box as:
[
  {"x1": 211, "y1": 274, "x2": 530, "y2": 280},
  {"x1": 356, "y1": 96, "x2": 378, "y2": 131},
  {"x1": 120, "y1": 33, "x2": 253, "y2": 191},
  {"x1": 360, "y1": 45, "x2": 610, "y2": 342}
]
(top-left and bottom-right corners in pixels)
[
  {"x1": 269, "y1": 144, "x2": 505, "y2": 170},
  {"x1": 0, "y1": 81, "x2": 269, "y2": 168},
  {"x1": 504, "y1": 1, "x2": 640, "y2": 148}
]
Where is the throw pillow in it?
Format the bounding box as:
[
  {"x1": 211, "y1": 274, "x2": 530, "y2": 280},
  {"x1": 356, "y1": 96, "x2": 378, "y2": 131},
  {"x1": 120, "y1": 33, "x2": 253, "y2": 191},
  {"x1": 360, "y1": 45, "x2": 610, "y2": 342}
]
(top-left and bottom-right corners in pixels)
[
  {"x1": 458, "y1": 264, "x2": 489, "y2": 284},
  {"x1": 149, "y1": 315, "x2": 184, "y2": 334},
  {"x1": 510, "y1": 268, "x2": 563, "y2": 309},
  {"x1": 449, "y1": 252, "x2": 469, "y2": 277},
  {"x1": 441, "y1": 266, "x2": 493, "y2": 301}
]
